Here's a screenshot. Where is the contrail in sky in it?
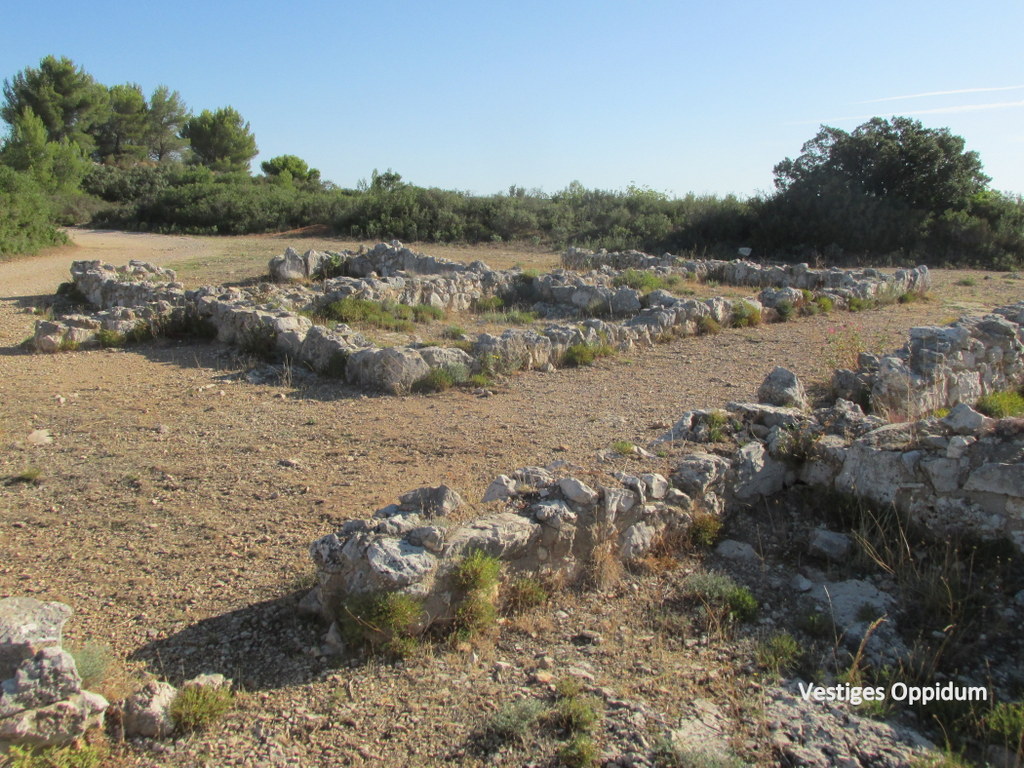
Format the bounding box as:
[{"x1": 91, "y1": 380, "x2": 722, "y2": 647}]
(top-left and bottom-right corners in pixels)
[
  {"x1": 860, "y1": 85, "x2": 1024, "y2": 103},
  {"x1": 787, "y1": 99, "x2": 1024, "y2": 126}
]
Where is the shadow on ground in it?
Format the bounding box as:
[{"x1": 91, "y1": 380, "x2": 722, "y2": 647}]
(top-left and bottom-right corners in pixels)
[{"x1": 129, "y1": 591, "x2": 332, "y2": 691}]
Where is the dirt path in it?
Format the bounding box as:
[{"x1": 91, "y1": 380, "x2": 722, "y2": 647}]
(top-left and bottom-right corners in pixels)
[{"x1": 0, "y1": 231, "x2": 1021, "y2": 766}]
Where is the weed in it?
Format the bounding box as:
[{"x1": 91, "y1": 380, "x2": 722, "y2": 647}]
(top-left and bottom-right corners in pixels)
[
  {"x1": 473, "y1": 296, "x2": 504, "y2": 312},
  {"x1": 687, "y1": 512, "x2": 723, "y2": 548},
  {"x1": 955, "y1": 277, "x2": 978, "y2": 287},
  {"x1": 983, "y1": 701, "x2": 1024, "y2": 754},
  {"x1": 169, "y1": 684, "x2": 233, "y2": 733},
  {"x1": 798, "y1": 610, "x2": 835, "y2": 639},
  {"x1": 94, "y1": 328, "x2": 125, "y2": 348},
  {"x1": 898, "y1": 291, "x2": 922, "y2": 304},
  {"x1": 909, "y1": 751, "x2": 971, "y2": 768},
  {"x1": 976, "y1": 388, "x2": 1024, "y2": 418},
  {"x1": 755, "y1": 632, "x2": 802, "y2": 678},
  {"x1": 678, "y1": 571, "x2": 758, "y2": 631},
  {"x1": 775, "y1": 299, "x2": 794, "y2": 322},
  {"x1": 454, "y1": 550, "x2": 502, "y2": 593},
  {"x1": 815, "y1": 295, "x2": 834, "y2": 313},
  {"x1": 613, "y1": 269, "x2": 665, "y2": 292},
  {"x1": 697, "y1": 315, "x2": 721, "y2": 335},
  {"x1": 556, "y1": 734, "x2": 599, "y2": 767},
  {"x1": 651, "y1": 741, "x2": 746, "y2": 768},
  {"x1": 611, "y1": 440, "x2": 635, "y2": 456},
  {"x1": 337, "y1": 591, "x2": 424, "y2": 655},
  {"x1": 68, "y1": 641, "x2": 114, "y2": 691},
  {"x1": 467, "y1": 373, "x2": 492, "y2": 388},
  {"x1": 412, "y1": 363, "x2": 469, "y2": 393},
  {"x1": 441, "y1": 324, "x2": 466, "y2": 339},
  {"x1": 413, "y1": 304, "x2": 446, "y2": 322},
  {"x1": 706, "y1": 410, "x2": 729, "y2": 442},
  {"x1": 6, "y1": 467, "x2": 43, "y2": 486},
  {"x1": 503, "y1": 576, "x2": 550, "y2": 614},
  {"x1": 848, "y1": 296, "x2": 875, "y2": 312},
  {"x1": 551, "y1": 693, "x2": 601, "y2": 734},
  {"x1": 3, "y1": 743, "x2": 107, "y2": 768},
  {"x1": 315, "y1": 297, "x2": 425, "y2": 332},
  {"x1": 487, "y1": 698, "x2": 547, "y2": 743},
  {"x1": 730, "y1": 300, "x2": 761, "y2": 327},
  {"x1": 57, "y1": 337, "x2": 79, "y2": 352},
  {"x1": 585, "y1": 522, "x2": 623, "y2": 590},
  {"x1": 562, "y1": 340, "x2": 614, "y2": 367}
]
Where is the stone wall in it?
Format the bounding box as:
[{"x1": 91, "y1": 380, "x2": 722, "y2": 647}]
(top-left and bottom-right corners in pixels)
[
  {"x1": 833, "y1": 301, "x2": 1024, "y2": 417},
  {"x1": 562, "y1": 247, "x2": 931, "y2": 301},
  {"x1": 304, "y1": 460, "x2": 728, "y2": 632}
]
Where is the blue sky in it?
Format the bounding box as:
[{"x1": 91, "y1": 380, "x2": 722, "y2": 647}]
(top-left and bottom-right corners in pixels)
[{"x1": 3, "y1": 0, "x2": 1022, "y2": 198}]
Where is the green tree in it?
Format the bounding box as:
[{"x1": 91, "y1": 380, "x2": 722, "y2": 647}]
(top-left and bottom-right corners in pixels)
[
  {"x1": 0, "y1": 106, "x2": 88, "y2": 193},
  {"x1": 261, "y1": 154, "x2": 320, "y2": 185},
  {"x1": 180, "y1": 106, "x2": 258, "y2": 172},
  {"x1": 773, "y1": 117, "x2": 989, "y2": 214},
  {"x1": 145, "y1": 85, "x2": 189, "y2": 162},
  {"x1": 94, "y1": 83, "x2": 149, "y2": 164},
  {"x1": 1, "y1": 55, "x2": 109, "y2": 155},
  {"x1": 0, "y1": 165, "x2": 66, "y2": 255}
]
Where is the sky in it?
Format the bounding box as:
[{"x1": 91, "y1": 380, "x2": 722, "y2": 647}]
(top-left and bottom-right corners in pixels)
[{"x1": 2, "y1": 0, "x2": 1023, "y2": 199}]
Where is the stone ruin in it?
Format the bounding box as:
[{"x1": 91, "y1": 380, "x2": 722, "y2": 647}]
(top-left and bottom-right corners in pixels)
[
  {"x1": 303, "y1": 299, "x2": 1024, "y2": 649},
  {"x1": 0, "y1": 598, "x2": 108, "y2": 750},
  {"x1": 31, "y1": 242, "x2": 930, "y2": 395}
]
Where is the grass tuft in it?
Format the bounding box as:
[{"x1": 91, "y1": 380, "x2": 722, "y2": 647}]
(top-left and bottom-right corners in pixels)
[{"x1": 169, "y1": 684, "x2": 233, "y2": 733}]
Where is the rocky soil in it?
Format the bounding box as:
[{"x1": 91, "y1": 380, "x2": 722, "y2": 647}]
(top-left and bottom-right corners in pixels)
[{"x1": 1, "y1": 230, "x2": 1022, "y2": 766}]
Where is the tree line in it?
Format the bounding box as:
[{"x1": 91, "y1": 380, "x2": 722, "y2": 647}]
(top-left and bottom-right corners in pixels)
[{"x1": 2, "y1": 55, "x2": 1022, "y2": 268}]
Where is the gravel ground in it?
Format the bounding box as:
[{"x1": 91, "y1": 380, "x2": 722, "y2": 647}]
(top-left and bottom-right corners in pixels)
[{"x1": 1, "y1": 230, "x2": 1021, "y2": 766}]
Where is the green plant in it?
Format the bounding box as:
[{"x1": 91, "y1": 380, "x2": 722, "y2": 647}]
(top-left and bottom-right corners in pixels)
[
  {"x1": 651, "y1": 740, "x2": 746, "y2": 768},
  {"x1": 561, "y1": 340, "x2": 614, "y2": 367},
  {"x1": 613, "y1": 268, "x2": 665, "y2": 292},
  {"x1": 678, "y1": 571, "x2": 758, "y2": 630},
  {"x1": 688, "y1": 512, "x2": 723, "y2": 548},
  {"x1": 848, "y1": 296, "x2": 875, "y2": 312},
  {"x1": 441, "y1": 324, "x2": 466, "y2": 339},
  {"x1": 975, "y1": 388, "x2": 1024, "y2": 417},
  {"x1": 94, "y1": 328, "x2": 125, "y2": 348},
  {"x1": 466, "y1": 373, "x2": 491, "y2": 388},
  {"x1": 611, "y1": 439, "x2": 635, "y2": 456},
  {"x1": 983, "y1": 701, "x2": 1024, "y2": 755},
  {"x1": 6, "y1": 467, "x2": 43, "y2": 486},
  {"x1": 503, "y1": 576, "x2": 550, "y2": 614},
  {"x1": 337, "y1": 591, "x2": 424, "y2": 655},
  {"x1": 412, "y1": 303, "x2": 445, "y2": 322},
  {"x1": 955, "y1": 277, "x2": 978, "y2": 287},
  {"x1": 706, "y1": 410, "x2": 730, "y2": 442},
  {"x1": 68, "y1": 641, "x2": 113, "y2": 690},
  {"x1": 4, "y1": 743, "x2": 107, "y2": 768},
  {"x1": 730, "y1": 300, "x2": 761, "y2": 327},
  {"x1": 56, "y1": 337, "x2": 79, "y2": 352},
  {"x1": 454, "y1": 550, "x2": 502, "y2": 593},
  {"x1": 552, "y1": 693, "x2": 601, "y2": 734},
  {"x1": 697, "y1": 315, "x2": 721, "y2": 335},
  {"x1": 169, "y1": 684, "x2": 234, "y2": 732},
  {"x1": 815, "y1": 295, "x2": 834, "y2": 313},
  {"x1": 473, "y1": 296, "x2": 504, "y2": 312},
  {"x1": 556, "y1": 734, "x2": 599, "y2": 767},
  {"x1": 487, "y1": 698, "x2": 547, "y2": 743},
  {"x1": 775, "y1": 299, "x2": 794, "y2": 322},
  {"x1": 412, "y1": 363, "x2": 469, "y2": 393},
  {"x1": 755, "y1": 632, "x2": 801, "y2": 678}
]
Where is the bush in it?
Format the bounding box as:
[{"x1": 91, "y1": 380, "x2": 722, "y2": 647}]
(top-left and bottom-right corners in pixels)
[
  {"x1": 775, "y1": 299, "x2": 794, "y2": 321},
  {"x1": 337, "y1": 591, "x2": 424, "y2": 655},
  {"x1": 412, "y1": 363, "x2": 469, "y2": 393},
  {"x1": 678, "y1": 571, "x2": 758, "y2": 627},
  {"x1": 975, "y1": 388, "x2": 1024, "y2": 418},
  {"x1": 454, "y1": 550, "x2": 502, "y2": 593},
  {"x1": 0, "y1": 166, "x2": 67, "y2": 256},
  {"x1": 3, "y1": 743, "x2": 106, "y2": 768},
  {"x1": 169, "y1": 684, "x2": 233, "y2": 733},
  {"x1": 612, "y1": 268, "x2": 665, "y2": 292},
  {"x1": 562, "y1": 340, "x2": 615, "y2": 368},
  {"x1": 503, "y1": 576, "x2": 550, "y2": 613},
  {"x1": 755, "y1": 632, "x2": 802, "y2": 678},
  {"x1": 730, "y1": 300, "x2": 761, "y2": 327},
  {"x1": 487, "y1": 698, "x2": 547, "y2": 743},
  {"x1": 556, "y1": 735, "x2": 599, "y2": 767},
  {"x1": 697, "y1": 315, "x2": 721, "y2": 335}
]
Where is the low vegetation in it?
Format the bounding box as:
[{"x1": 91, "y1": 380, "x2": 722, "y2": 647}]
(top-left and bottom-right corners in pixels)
[{"x1": 169, "y1": 685, "x2": 234, "y2": 733}]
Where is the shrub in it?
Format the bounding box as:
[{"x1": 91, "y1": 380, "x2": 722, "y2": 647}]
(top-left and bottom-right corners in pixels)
[
  {"x1": 551, "y1": 691, "x2": 601, "y2": 734},
  {"x1": 688, "y1": 512, "x2": 723, "y2": 548},
  {"x1": 678, "y1": 571, "x2": 758, "y2": 626},
  {"x1": 0, "y1": 167, "x2": 67, "y2": 257},
  {"x1": 68, "y1": 641, "x2": 114, "y2": 690},
  {"x1": 487, "y1": 698, "x2": 547, "y2": 743},
  {"x1": 337, "y1": 591, "x2": 424, "y2": 655},
  {"x1": 441, "y1": 324, "x2": 466, "y2": 339},
  {"x1": 412, "y1": 303, "x2": 445, "y2": 322},
  {"x1": 169, "y1": 684, "x2": 233, "y2": 733},
  {"x1": 848, "y1": 296, "x2": 875, "y2": 312},
  {"x1": 467, "y1": 373, "x2": 491, "y2": 388},
  {"x1": 412, "y1": 363, "x2": 469, "y2": 393},
  {"x1": 94, "y1": 328, "x2": 125, "y2": 348},
  {"x1": 755, "y1": 632, "x2": 802, "y2": 678},
  {"x1": 975, "y1": 388, "x2": 1024, "y2": 418},
  {"x1": 730, "y1": 300, "x2": 761, "y2": 327},
  {"x1": 556, "y1": 735, "x2": 599, "y2": 767},
  {"x1": 696, "y1": 315, "x2": 721, "y2": 335},
  {"x1": 454, "y1": 550, "x2": 502, "y2": 593},
  {"x1": 775, "y1": 299, "x2": 794, "y2": 322},
  {"x1": 815, "y1": 295, "x2": 834, "y2": 313},
  {"x1": 562, "y1": 340, "x2": 615, "y2": 368},
  {"x1": 706, "y1": 410, "x2": 729, "y2": 442},
  {"x1": 611, "y1": 440, "x2": 635, "y2": 456},
  {"x1": 613, "y1": 268, "x2": 664, "y2": 292},
  {"x1": 955, "y1": 277, "x2": 978, "y2": 287},
  {"x1": 473, "y1": 296, "x2": 504, "y2": 312},
  {"x1": 503, "y1": 576, "x2": 550, "y2": 613}
]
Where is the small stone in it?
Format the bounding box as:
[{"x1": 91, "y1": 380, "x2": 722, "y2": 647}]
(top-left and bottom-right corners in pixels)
[
  {"x1": 808, "y1": 529, "x2": 852, "y2": 562},
  {"x1": 27, "y1": 429, "x2": 53, "y2": 446}
]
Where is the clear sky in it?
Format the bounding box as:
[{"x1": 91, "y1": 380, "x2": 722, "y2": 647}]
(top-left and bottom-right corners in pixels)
[{"x1": 3, "y1": 0, "x2": 1022, "y2": 198}]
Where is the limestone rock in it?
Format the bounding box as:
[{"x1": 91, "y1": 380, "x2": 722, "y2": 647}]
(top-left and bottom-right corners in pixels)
[
  {"x1": 122, "y1": 681, "x2": 178, "y2": 738},
  {"x1": 0, "y1": 598, "x2": 72, "y2": 679},
  {"x1": 807, "y1": 529, "x2": 852, "y2": 562},
  {"x1": 757, "y1": 366, "x2": 808, "y2": 409},
  {"x1": 398, "y1": 485, "x2": 462, "y2": 517}
]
